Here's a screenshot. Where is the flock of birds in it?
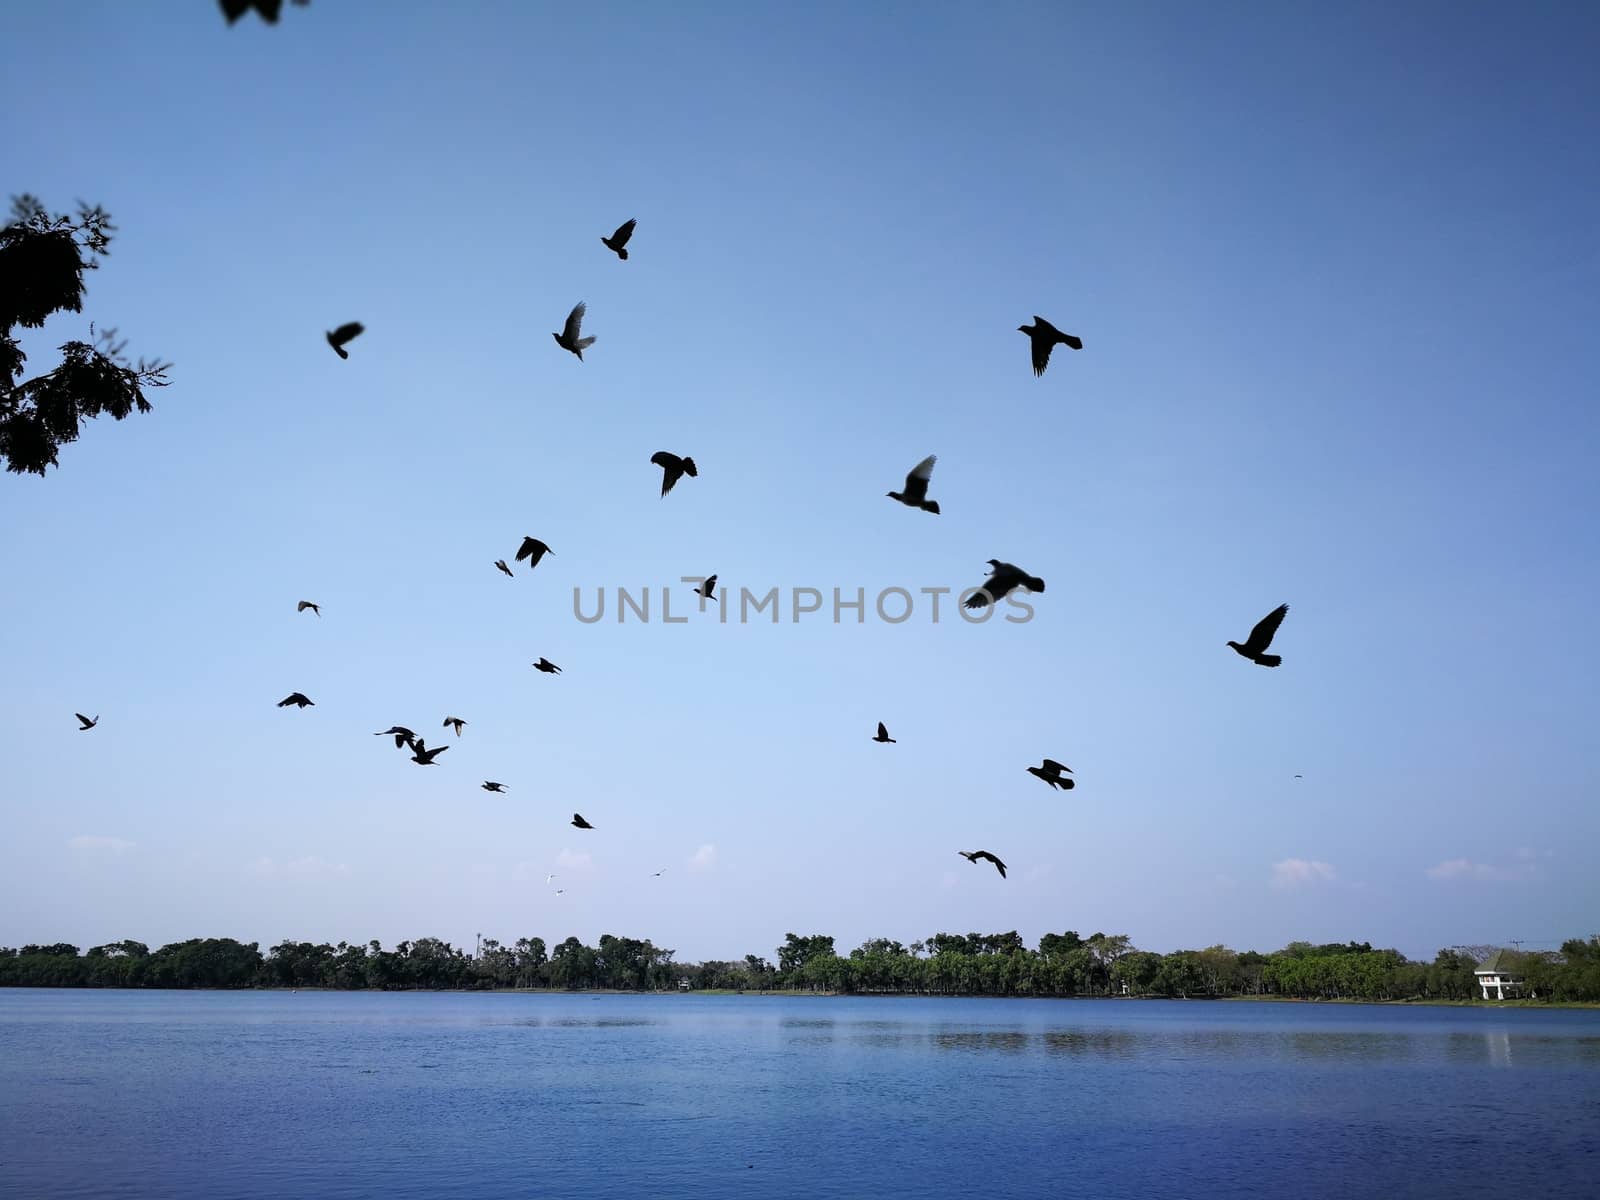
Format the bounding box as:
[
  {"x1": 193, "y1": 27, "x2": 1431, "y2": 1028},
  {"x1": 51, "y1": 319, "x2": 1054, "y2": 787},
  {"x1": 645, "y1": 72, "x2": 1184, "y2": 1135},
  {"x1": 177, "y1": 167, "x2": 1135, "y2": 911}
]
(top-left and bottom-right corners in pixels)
[{"x1": 69, "y1": 200, "x2": 1298, "y2": 893}]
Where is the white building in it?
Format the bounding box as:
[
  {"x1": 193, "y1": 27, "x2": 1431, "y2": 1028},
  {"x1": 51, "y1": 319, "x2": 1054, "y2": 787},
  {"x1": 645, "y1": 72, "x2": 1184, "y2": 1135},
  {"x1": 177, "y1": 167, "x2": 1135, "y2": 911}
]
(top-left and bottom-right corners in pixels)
[{"x1": 1475, "y1": 949, "x2": 1525, "y2": 1000}]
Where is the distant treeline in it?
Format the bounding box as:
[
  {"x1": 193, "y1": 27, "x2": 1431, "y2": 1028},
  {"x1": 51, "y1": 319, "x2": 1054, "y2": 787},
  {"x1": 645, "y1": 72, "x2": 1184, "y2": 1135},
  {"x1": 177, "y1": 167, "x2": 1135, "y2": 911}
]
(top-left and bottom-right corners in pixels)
[{"x1": 3, "y1": 932, "x2": 1597, "y2": 1002}]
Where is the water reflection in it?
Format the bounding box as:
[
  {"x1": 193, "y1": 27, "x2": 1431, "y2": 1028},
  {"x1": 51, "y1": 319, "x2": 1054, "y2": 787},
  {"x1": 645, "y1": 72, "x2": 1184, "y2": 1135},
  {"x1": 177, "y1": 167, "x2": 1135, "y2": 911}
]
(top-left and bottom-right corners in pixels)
[
  {"x1": 1040, "y1": 1030, "x2": 1139, "y2": 1060},
  {"x1": 499, "y1": 1017, "x2": 660, "y2": 1029},
  {"x1": 930, "y1": 1031, "x2": 1030, "y2": 1054}
]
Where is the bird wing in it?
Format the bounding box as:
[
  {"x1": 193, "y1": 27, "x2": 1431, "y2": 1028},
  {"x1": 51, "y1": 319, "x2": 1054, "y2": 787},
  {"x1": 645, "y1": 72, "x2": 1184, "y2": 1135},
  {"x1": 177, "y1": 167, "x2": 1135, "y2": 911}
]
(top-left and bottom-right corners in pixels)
[
  {"x1": 330, "y1": 322, "x2": 363, "y2": 346},
  {"x1": 75, "y1": 713, "x2": 93, "y2": 726},
  {"x1": 1245, "y1": 604, "x2": 1289, "y2": 654},
  {"x1": 901, "y1": 455, "x2": 935, "y2": 501},
  {"x1": 611, "y1": 218, "x2": 636, "y2": 247},
  {"x1": 1041, "y1": 758, "x2": 1070, "y2": 774},
  {"x1": 562, "y1": 302, "x2": 586, "y2": 342},
  {"x1": 877, "y1": 722, "x2": 890, "y2": 739},
  {"x1": 1029, "y1": 333, "x2": 1053, "y2": 376},
  {"x1": 993, "y1": 857, "x2": 1008, "y2": 877},
  {"x1": 650, "y1": 451, "x2": 680, "y2": 471}
]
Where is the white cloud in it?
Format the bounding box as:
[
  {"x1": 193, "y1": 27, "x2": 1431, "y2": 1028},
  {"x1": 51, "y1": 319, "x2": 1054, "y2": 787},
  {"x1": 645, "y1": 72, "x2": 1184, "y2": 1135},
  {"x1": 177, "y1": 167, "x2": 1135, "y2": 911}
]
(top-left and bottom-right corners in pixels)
[
  {"x1": 688, "y1": 843, "x2": 717, "y2": 872},
  {"x1": 68, "y1": 835, "x2": 135, "y2": 854},
  {"x1": 1270, "y1": 858, "x2": 1337, "y2": 888},
  {"x1": 247, "y1": 855, "x2": 351, "y2": 879},
  {"x1": 1425, "y1": 853, "x2": 1544, "y2": 883},
  {"x1": 555, "y1": 848, "x2": 593, "y2": 871}
]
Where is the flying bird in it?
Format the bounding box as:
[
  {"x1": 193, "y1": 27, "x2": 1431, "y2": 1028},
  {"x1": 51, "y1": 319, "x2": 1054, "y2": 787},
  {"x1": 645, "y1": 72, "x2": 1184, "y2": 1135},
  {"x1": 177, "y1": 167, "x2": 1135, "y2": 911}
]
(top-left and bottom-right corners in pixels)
[
  {"x1": 532, "y1": 657, "x2": 562, "y2": 674},
  {"x1": 410, "y1": 739, "x2": 448, "y2": 765},
  {"x1": 74, "y1": 713, "x2": 99, "y2": 731},
  {"x1": 1227, "y1": 603, "x2": 1290, "y2": 667},
  {"x1": 277, "y1": 692, "x2": 314, "y2": 708},
  {"x1": 374, "y1": 726, "x2": 416, "y2": 750},
  {"x1": 481, "y1": 781, "x2": 507, "y2": 793},
  {"x1": 546, "y1": 874, "x2": 556, "y2": 885},
  {"x1": 297, "y1": 600, "x2": 320, "y2": 616},
  {"x1": 1293, "y1": 774, "x2": 1304, "y2": 779},
  {"x1": 494, "y1": 559, "x2": 514, "y2": 578},
  {"x1": 651, "y1": 451, "x2": 698, "y2": 496},
  {"x1": 516, "y1": 537, "x2": 553, "y2": 570},
  {"x1": 1026, "y1": 758, "x2": 1075, "y2": 790},
  {"x1": 958, "y1": 850, "x2": 1008, "y2": 878},
  {"x1": 220, "y1": 0, "x2": 308, "y2": 25},
  {"x1": 872, "y1": 722, "x2": 896, "y2": 744},
  {"x1": 325, "y1": 322, "x2": 363, "y2": 360},
  {"x1": 571, "y1": 813, "x2": 594, "y2": 829},
  {"x1": 443, "y1": 717, "x2": 466, "y2": 737},
  {"x1": 554, "y1": 889, "x2": 565, "y2": 895},
  {"x1": 601, "y1": 218, "x2": 637, "y2": 260},
  {"x1": 652, "y1": 868, "x2": 666, "y2": 877},
  {"x1": 552, "y1": 301, "x2": 595, "y2": 360},
  {"x1": 1017, "y1": 315, "x2": 1083, "y2": 377},
  {"x1": 887, "y1": 455, "x2": 940, "y2": 514},
  {"x1": 696, "y1": 575, "x2": 717, "y2": 601},
  {"x1": 963, "y1": 559, "x2": 1046, "y2": 609}
]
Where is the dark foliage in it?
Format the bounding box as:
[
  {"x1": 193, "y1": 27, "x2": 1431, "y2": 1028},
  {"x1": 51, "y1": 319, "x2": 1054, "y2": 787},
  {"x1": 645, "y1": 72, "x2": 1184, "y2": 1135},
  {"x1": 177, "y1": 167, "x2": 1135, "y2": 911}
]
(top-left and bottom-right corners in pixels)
[
  {"x1": 3, "y1": 933, "x2": 1595, "y2": 1000},
  {"x1": 1, "y1": 195, "x2": 170, "y2": 476}
]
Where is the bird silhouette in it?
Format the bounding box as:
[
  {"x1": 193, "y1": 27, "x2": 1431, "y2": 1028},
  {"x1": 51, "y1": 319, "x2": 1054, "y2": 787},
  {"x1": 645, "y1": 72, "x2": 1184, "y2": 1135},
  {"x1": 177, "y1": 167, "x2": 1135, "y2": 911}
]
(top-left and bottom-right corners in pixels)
[
  {"x1": 516, "y1": 537, "x2": 553, "y2": 570},
  {"x1": 481, "y1": 781, "x2": 507, "y2": 793},
  {"x1": 959, "y1": 850, "x2": 1007, "y2": 878},
  {"x1": 1293, "y1": 774, "x2": 1304, "y2": 779},
  {"x1": 1018, "y1": 316, "x2": 1083, "y2": 377},
  {"x1": 552, "y1": 302, "x2": 595, "y2": 360},
  {"x1": 1228, "y1": 603, "x2": 1289, "y2": 667},
  {"x1": 963, "y1": 560, "x2": 1046, "y2": 609},
  {"x1": 277, "y1": 692, "x2": 313, "y2": 708},
  {"x1": 651, "y1": 451, "x2": 698, "y2": 496},
  {"x1": 652, "y1": 868, "x2": 666, "y2": 877},
  {"x1": 74, "y1": 713, "x2": 99, "y2": 731},
  {"x1": 443, "y1": 717, "x2": 466, "y2": 737},
  {"x1": 374, "y1": 726, "x2": 416, "y2": 750},
  {"x1": 887, "y1": 455, "x2": 940, "y2": 514},
  {"x1": 297, "y1": 600, "x2": 320, "y2": 616},
  {"x1": 220, "y1": 0, "x2": 308, "y2": 24},
  {"x1": 571, "y1": 813, "x2": 594, "y2": 829},
  {"x1": 696, "y1": 575, "x2": 717, "y2": 601},
  {"x1": 546, "y1": 874, "x2": 556, "y2": 885},
  {"x1": 1026, "y1": 758, "x2": 1074, "y2": 790},
  {"x1": 872, "y1": 722, "x2": 896, "y2": 744},
  {"x1": 532, "y1": 657, "x2": 562, "y2": 674},
  {"x1": 410, "y1": 739, "x2": 448, "y2": 765},
  {"x1": 325, "y1": 322, "x2": 363, "y2": 360},
  {"x1": 601, "y1": 218, "x2": 636, "y2": 260},
  {"x1": 494, "y1": 559, "x2": 514, "y2": 578}
]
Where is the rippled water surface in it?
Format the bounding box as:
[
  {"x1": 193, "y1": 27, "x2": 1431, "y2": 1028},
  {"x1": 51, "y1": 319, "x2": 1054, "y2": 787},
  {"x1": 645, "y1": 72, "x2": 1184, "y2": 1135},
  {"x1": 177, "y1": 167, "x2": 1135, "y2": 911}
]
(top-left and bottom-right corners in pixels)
[{"x1": 2, "y1": 990, "x2": 1597, "y2": 1198}]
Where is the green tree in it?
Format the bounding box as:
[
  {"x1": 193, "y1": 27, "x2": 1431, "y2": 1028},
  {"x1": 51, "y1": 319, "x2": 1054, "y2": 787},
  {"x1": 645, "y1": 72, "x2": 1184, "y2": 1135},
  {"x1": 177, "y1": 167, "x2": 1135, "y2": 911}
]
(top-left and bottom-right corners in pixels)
[{"x1": 1, "y1": 196, "x2": 170, "y2": 475}]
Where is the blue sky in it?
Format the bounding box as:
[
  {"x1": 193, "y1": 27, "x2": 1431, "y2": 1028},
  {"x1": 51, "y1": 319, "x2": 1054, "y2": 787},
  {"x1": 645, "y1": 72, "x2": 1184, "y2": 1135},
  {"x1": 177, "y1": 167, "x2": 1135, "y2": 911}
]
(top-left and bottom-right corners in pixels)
[{"x1": 2, "y1": 1, "x2": 1597, "y2": 963}]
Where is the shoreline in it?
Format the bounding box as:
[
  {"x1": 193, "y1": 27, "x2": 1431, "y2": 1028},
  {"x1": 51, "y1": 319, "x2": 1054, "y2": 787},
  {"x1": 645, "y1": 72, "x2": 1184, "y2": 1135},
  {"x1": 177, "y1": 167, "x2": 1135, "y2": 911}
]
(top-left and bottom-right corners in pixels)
[{"x1": 5, "y1": 985, "x2": 1597, "y2": 1009}]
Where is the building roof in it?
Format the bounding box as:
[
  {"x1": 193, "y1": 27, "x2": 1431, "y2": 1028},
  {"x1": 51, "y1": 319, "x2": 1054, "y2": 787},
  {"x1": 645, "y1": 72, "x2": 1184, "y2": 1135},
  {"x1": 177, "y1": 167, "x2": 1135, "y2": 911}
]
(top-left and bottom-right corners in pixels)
[{"x1": 1476, "y1": 949, "x2": 1521, "y2": 975}]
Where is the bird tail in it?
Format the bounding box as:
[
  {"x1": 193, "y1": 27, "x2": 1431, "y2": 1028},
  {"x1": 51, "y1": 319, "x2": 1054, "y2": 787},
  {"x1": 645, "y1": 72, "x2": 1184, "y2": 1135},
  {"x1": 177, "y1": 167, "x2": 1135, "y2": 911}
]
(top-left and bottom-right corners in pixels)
[
  {"x1": 682, "y1": 458, "x2": 698, "y2": 477},
  {"x1": 1026, "y1": 576, "x2": 1045, "y2": 593},
  {"x1": 1063, "y1": 335, "x2": 1083, "y2": 350},
  {"x1": 617, "y1": 248, "x2": 628, "y2": 261},
  {"x1": 923, "y1": 501, "x2": 940, "y2": 515},
  {"x1": 1256, "y1": 654, "x2": 1282, "y2": 667}
]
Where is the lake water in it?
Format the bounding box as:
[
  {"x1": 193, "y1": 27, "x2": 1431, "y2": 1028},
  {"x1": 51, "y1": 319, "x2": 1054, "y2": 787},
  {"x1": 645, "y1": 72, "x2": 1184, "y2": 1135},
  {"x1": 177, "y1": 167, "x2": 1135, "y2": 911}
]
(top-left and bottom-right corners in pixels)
[{"x1": 1, "y1": 991, "x2": 1597, "y2": 1199}]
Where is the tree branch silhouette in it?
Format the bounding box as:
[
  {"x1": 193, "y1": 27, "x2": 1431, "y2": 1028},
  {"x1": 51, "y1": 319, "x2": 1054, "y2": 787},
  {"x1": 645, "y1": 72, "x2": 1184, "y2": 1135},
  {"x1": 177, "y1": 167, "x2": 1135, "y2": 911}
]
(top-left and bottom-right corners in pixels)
[{"x1": 1, "y1": 195, "x2": 171, "y2": 477}]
